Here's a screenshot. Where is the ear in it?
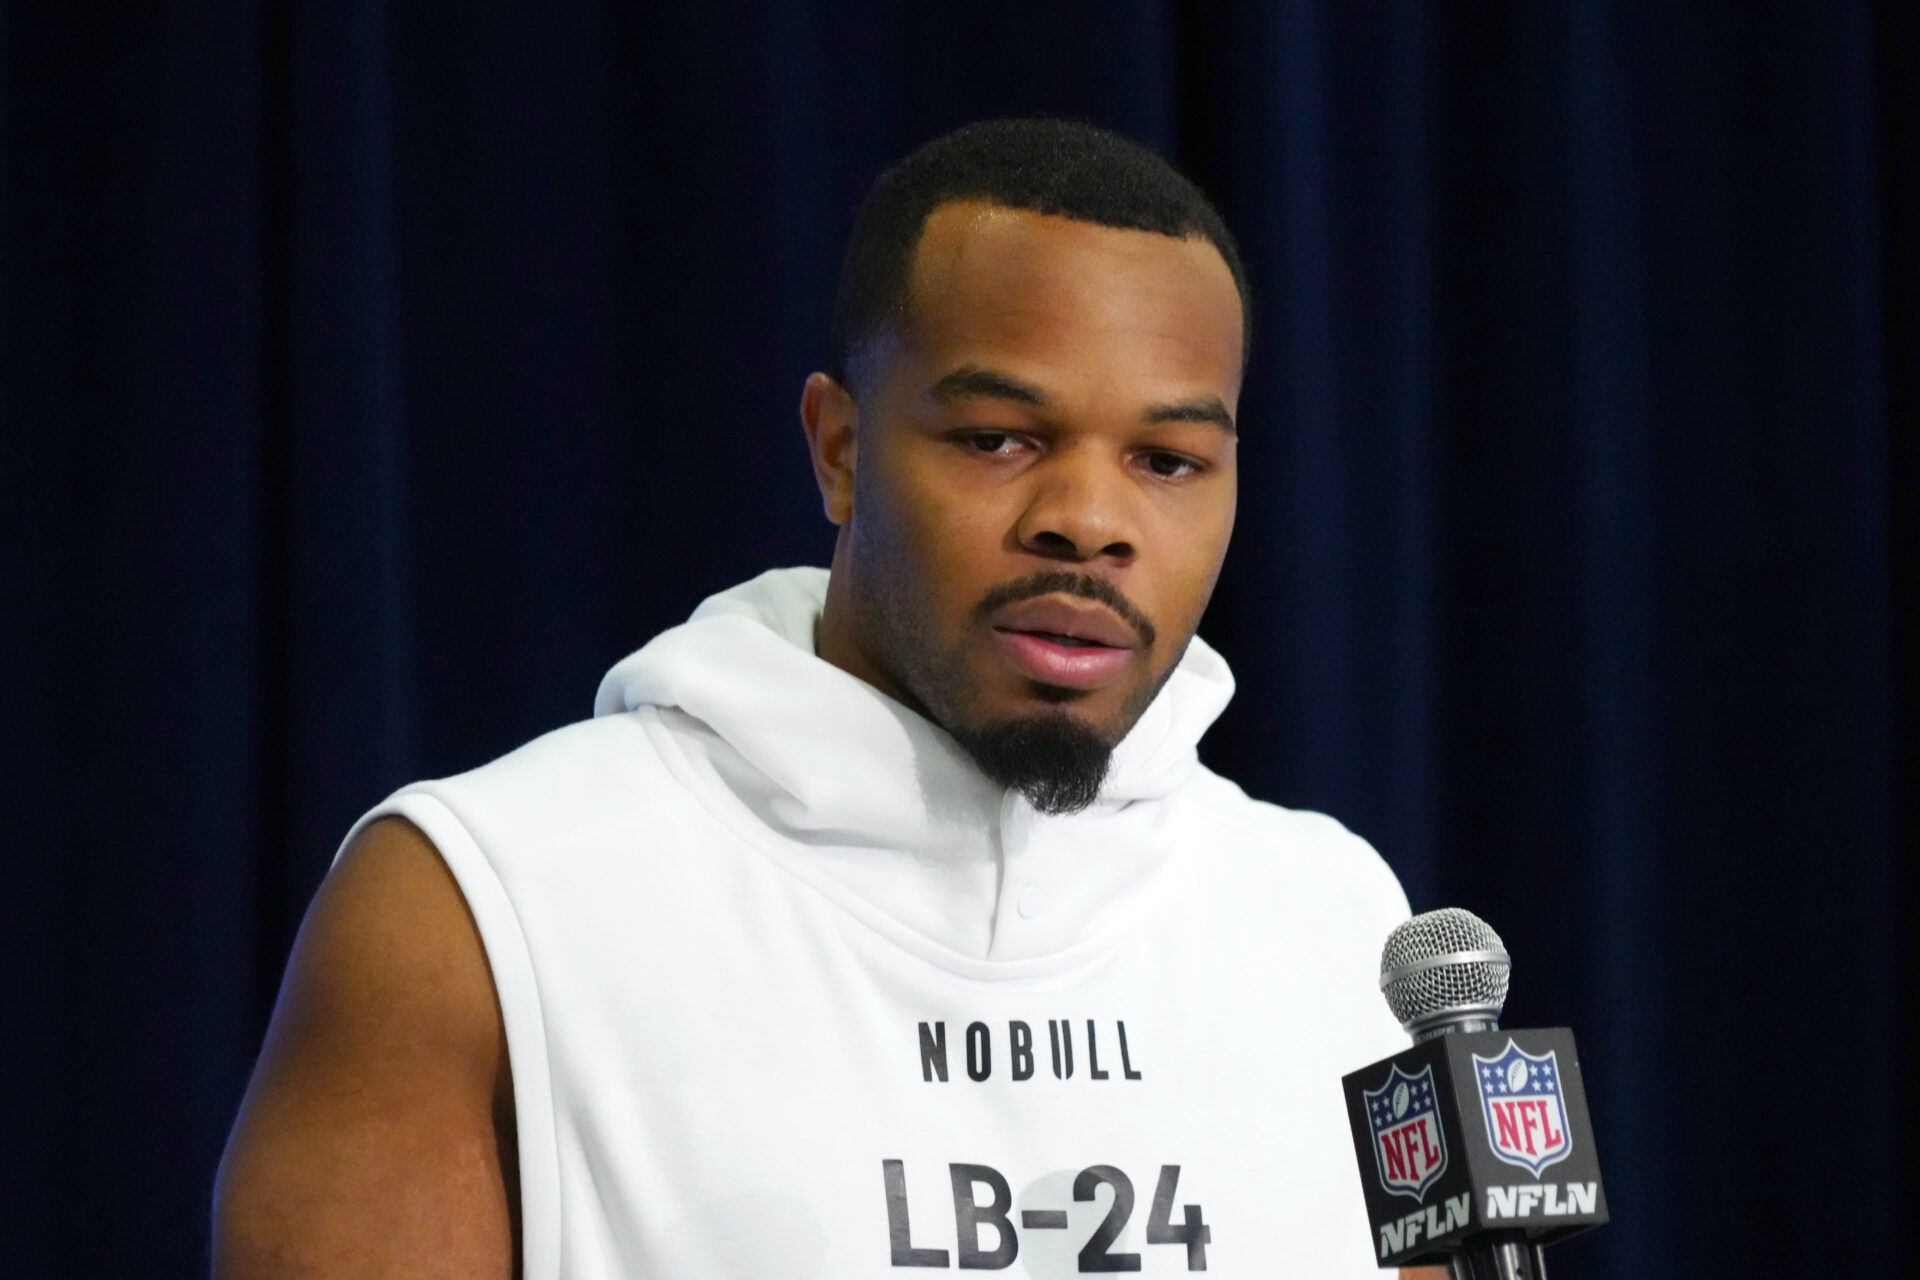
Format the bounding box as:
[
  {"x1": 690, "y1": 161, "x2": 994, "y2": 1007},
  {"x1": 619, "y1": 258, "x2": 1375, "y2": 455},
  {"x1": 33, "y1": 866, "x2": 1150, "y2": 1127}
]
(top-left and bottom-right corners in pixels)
[{"x1": 799, "y1": 372, "x2": 859, "y2": 526}]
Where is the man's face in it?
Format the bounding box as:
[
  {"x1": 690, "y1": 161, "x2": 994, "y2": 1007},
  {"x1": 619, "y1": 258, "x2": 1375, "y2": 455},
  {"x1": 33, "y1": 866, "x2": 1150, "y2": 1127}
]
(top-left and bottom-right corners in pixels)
[{"x1": 815, "y1": 200, "x2": 1242, "y2": 808}]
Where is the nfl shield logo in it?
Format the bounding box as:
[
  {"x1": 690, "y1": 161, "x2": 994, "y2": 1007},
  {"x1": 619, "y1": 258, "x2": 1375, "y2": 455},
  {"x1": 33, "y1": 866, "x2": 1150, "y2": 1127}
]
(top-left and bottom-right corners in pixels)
[
  {"x1": 1472, "y1": 1039, "x2": 1574, "y2": 1175},
  {"x1": 1363, "y1": 1062, "x2": 1449, "y2": 1201}
]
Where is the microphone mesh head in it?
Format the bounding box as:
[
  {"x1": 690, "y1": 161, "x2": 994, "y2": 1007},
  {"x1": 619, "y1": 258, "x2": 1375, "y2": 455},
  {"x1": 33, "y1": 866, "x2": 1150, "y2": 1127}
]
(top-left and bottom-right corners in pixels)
[{"x1": 1380, "y1": 907, "x2": 1512, "y2": 1031}]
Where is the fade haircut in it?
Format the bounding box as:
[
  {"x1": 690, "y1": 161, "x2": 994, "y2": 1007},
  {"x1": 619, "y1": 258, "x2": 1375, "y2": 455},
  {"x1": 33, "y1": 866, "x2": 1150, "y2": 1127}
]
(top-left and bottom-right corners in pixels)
[{"x1": 827, "y1": 117, "x2": 1252, "y2": 398}]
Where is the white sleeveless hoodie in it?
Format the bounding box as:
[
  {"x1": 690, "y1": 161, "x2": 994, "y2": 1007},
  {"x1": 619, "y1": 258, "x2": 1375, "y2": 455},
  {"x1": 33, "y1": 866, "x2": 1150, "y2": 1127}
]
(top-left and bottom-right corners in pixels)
[{"x1": 343, "y1": 567, "x2": 1411, "y2": 1278}]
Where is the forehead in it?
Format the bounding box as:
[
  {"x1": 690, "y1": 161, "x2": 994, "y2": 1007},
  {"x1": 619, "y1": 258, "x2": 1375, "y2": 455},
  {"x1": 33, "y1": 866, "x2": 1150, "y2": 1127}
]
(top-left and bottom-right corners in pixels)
[{"x1": 897, "y1": 200, "x2": 1244, "y2": 404}]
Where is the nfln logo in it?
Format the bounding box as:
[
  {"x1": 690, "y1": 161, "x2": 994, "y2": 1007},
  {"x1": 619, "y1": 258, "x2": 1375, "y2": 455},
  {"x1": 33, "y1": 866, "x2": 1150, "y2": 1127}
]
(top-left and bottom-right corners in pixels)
[
  {"x1": 1363, "y1": 1062, "x2": 1448, "y2": 1200},
  {"x1": 1473, "y1": 1040, "x2": 1573, "y2": 1175}
]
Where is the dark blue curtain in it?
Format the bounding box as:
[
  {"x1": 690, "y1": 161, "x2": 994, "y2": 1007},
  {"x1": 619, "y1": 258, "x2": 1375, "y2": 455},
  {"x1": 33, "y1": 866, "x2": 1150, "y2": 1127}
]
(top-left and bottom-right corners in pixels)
[{"x1": 4, "y1": 3, "x2": 1912, "y2": 1275}]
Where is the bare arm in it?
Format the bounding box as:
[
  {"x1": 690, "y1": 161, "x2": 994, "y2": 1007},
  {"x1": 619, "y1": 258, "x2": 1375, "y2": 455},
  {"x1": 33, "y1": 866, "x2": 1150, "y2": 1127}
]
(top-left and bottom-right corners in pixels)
[{"x1": 213, "y1": 816, "x2": 520, "y2": 1279}]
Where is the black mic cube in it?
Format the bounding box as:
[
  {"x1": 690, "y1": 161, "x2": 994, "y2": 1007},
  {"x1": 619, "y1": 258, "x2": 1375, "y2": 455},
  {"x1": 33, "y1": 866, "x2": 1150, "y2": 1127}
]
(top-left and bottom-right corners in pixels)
[{"x1": 1340, "y1": 1028, "x2": 1609, "y2": 1269}]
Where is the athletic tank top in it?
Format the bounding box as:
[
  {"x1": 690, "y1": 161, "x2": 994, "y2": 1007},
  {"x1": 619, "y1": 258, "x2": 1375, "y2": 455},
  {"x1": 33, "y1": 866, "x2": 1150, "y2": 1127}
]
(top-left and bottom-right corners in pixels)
[{"x1": 341, "y1": 568, "x2": 1411, "y2": 1278}]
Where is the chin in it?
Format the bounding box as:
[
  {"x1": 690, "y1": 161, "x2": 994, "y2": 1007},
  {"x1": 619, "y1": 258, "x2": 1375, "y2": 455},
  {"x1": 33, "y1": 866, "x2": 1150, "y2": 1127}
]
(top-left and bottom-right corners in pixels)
[
  {"x1": 1022, "y1": 681, "x2": 1097, "y2": 708},
  {"x1": 997, "y1": 693, "x2": 1134, "y2": 751},
  {"x1": 946, "y1": 704, "x2": 1118, "y2": 815}
]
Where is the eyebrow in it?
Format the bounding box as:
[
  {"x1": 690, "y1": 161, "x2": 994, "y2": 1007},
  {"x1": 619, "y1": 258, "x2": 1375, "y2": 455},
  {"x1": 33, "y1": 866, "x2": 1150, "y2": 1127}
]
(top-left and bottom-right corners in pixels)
[
  {"x1": 924, "y1": 364, "x2": 1237, "y2": 435},
  {"x1": 1143, "y1": 396, "x2": 1237, "y2": 435},
  {"x1": 926, "y1": 365, "x2": 1048, "y2": 408}
]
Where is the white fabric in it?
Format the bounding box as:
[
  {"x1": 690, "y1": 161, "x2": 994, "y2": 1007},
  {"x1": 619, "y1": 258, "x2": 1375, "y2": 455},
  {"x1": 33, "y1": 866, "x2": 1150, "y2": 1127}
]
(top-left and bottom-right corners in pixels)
[{"x1": 341, "y1": 567, "x2": 1412, "y2": 1278}]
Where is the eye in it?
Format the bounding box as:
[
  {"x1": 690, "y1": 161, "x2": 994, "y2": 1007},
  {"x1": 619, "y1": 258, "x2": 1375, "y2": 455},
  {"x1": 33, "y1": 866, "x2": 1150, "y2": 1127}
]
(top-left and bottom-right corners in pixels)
[
  {"x1": 956, "y1": 430, "x2": 1028, "y2": 456},
  {"x1": 1142, "y1": 450, "x2": 1205, "y2": 480}
]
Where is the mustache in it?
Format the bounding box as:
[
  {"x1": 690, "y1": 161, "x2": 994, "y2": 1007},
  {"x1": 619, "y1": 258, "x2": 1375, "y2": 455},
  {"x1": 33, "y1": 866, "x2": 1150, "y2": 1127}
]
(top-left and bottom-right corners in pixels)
[{"x1": 971, "y1": 571, "x2": 1158, "y2": 650}]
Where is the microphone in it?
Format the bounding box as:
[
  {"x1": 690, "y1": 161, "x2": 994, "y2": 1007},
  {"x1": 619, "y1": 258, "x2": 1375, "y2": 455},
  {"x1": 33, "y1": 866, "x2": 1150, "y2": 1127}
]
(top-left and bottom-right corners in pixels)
[
  {"x1": 1341, "y1": 908, "x2": 1608, "y2": 1279},
  {"x1": 1380, "y1": 907, "x2": 1511, "y2": 1040}
]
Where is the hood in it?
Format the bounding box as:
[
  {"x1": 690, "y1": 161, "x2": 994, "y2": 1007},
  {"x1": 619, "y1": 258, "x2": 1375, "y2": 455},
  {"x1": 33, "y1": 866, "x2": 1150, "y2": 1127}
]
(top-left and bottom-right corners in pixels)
[
  {"x1": 592, "y1": 567, "x2": 1237, "y2": 966},
  {"x1": 596, "y1": 566, "x2": 1234, "y2": 817}
]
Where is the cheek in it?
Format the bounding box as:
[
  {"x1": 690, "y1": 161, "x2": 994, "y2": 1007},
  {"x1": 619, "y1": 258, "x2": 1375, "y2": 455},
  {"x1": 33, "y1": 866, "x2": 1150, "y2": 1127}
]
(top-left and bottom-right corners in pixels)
[
  {"x1": 850, "y1": 452, "x2": 990, "y2": 619},
  {"x1": 1189, "y1": 501, "x2": 1235, "y2": 589},
  {"x1": 884, "y1": 454, "x2": 1008, "y2": 559},
  {"x1": 906, "y1": 502, "x2": 1008, "y2": 633},
  {"x1": 1148, "y1": 498, "x2": 1235, "y2": 633}
]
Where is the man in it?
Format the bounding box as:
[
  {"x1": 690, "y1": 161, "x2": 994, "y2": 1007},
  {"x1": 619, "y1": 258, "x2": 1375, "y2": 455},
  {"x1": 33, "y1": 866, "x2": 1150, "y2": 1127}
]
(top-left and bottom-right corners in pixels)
[{"x1": 214, "y1": 118, "x2": 1426, "y2": 1278}]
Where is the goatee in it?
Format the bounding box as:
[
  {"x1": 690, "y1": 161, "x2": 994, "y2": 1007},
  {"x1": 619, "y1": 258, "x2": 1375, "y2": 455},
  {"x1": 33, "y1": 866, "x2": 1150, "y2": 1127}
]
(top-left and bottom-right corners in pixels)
[{"x1": 949, "y1": 711, "x2": 1114, "y2": 816}]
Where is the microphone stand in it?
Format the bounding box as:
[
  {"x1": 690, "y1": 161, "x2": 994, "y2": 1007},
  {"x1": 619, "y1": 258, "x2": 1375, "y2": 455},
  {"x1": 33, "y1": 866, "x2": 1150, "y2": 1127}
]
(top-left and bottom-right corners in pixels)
[{"x1": 1448, "y1": 1234, "x2": 1548, "y2": 1280}]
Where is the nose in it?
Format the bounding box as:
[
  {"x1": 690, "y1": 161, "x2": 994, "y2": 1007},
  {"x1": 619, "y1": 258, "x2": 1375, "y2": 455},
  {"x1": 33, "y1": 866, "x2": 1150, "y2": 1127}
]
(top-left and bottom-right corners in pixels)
[{"x1": 1014, "y1": 444, "x2": 1138, "y2": 564}]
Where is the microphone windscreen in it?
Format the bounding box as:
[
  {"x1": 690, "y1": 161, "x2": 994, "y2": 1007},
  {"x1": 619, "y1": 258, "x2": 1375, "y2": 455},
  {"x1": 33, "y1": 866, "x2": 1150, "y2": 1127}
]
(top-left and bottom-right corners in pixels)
[{"x1": 1379, "y1": 907, "x2": 1512, "y2": 1032}]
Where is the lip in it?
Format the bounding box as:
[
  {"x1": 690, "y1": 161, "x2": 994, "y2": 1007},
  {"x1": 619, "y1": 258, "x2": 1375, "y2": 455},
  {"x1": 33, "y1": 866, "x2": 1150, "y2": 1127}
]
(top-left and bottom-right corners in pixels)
[
  {"x1": 991, "y1": 629, "x2": 1135, "y2": 689},
  {"x1": 989, "y1": 597, "x2": 1141, "y2": 650},
  {"x1": 987, "y1": 596, "x2": 1141, "y2": 691}
]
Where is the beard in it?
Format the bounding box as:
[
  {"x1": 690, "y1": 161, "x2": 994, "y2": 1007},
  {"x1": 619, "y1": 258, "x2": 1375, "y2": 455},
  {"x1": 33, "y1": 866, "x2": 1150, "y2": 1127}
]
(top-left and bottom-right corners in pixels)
[
  {"x1": 944, "y1": 710, "x2": 1117, "y2": 816},
  {"x1": 849, "y1": 539, "x2": 1172, "y2": 816}
]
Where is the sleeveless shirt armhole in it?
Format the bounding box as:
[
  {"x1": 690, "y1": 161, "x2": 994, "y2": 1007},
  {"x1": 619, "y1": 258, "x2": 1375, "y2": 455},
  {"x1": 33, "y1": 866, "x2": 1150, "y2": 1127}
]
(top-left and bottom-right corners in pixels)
[{"x1": 336, "y1": 789, "x2": 563, "y2": 1280}]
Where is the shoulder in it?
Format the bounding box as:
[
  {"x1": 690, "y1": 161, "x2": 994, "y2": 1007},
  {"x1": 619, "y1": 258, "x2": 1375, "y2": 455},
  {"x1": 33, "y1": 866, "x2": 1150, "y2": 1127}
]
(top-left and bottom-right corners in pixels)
[
  {"x1": 391, "y1": 706, "x2": 705, "y2": 841},
  {"x1": 1176, "y1": 764, "x2": 1410, "y2": 923},
  {"x1": 442, "y1": 708, "x2": 673, "y2": 803},
  {"x1": 1171, "y1": 766, "x2": 1412, "y2": 1053}
]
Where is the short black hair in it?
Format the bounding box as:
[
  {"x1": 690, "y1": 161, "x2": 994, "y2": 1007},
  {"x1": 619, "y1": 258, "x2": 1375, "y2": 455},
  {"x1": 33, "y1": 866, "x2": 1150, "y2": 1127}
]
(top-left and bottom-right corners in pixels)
[{"x1": 828, "y1": 117, "x2": 1251, "y2": 396}]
